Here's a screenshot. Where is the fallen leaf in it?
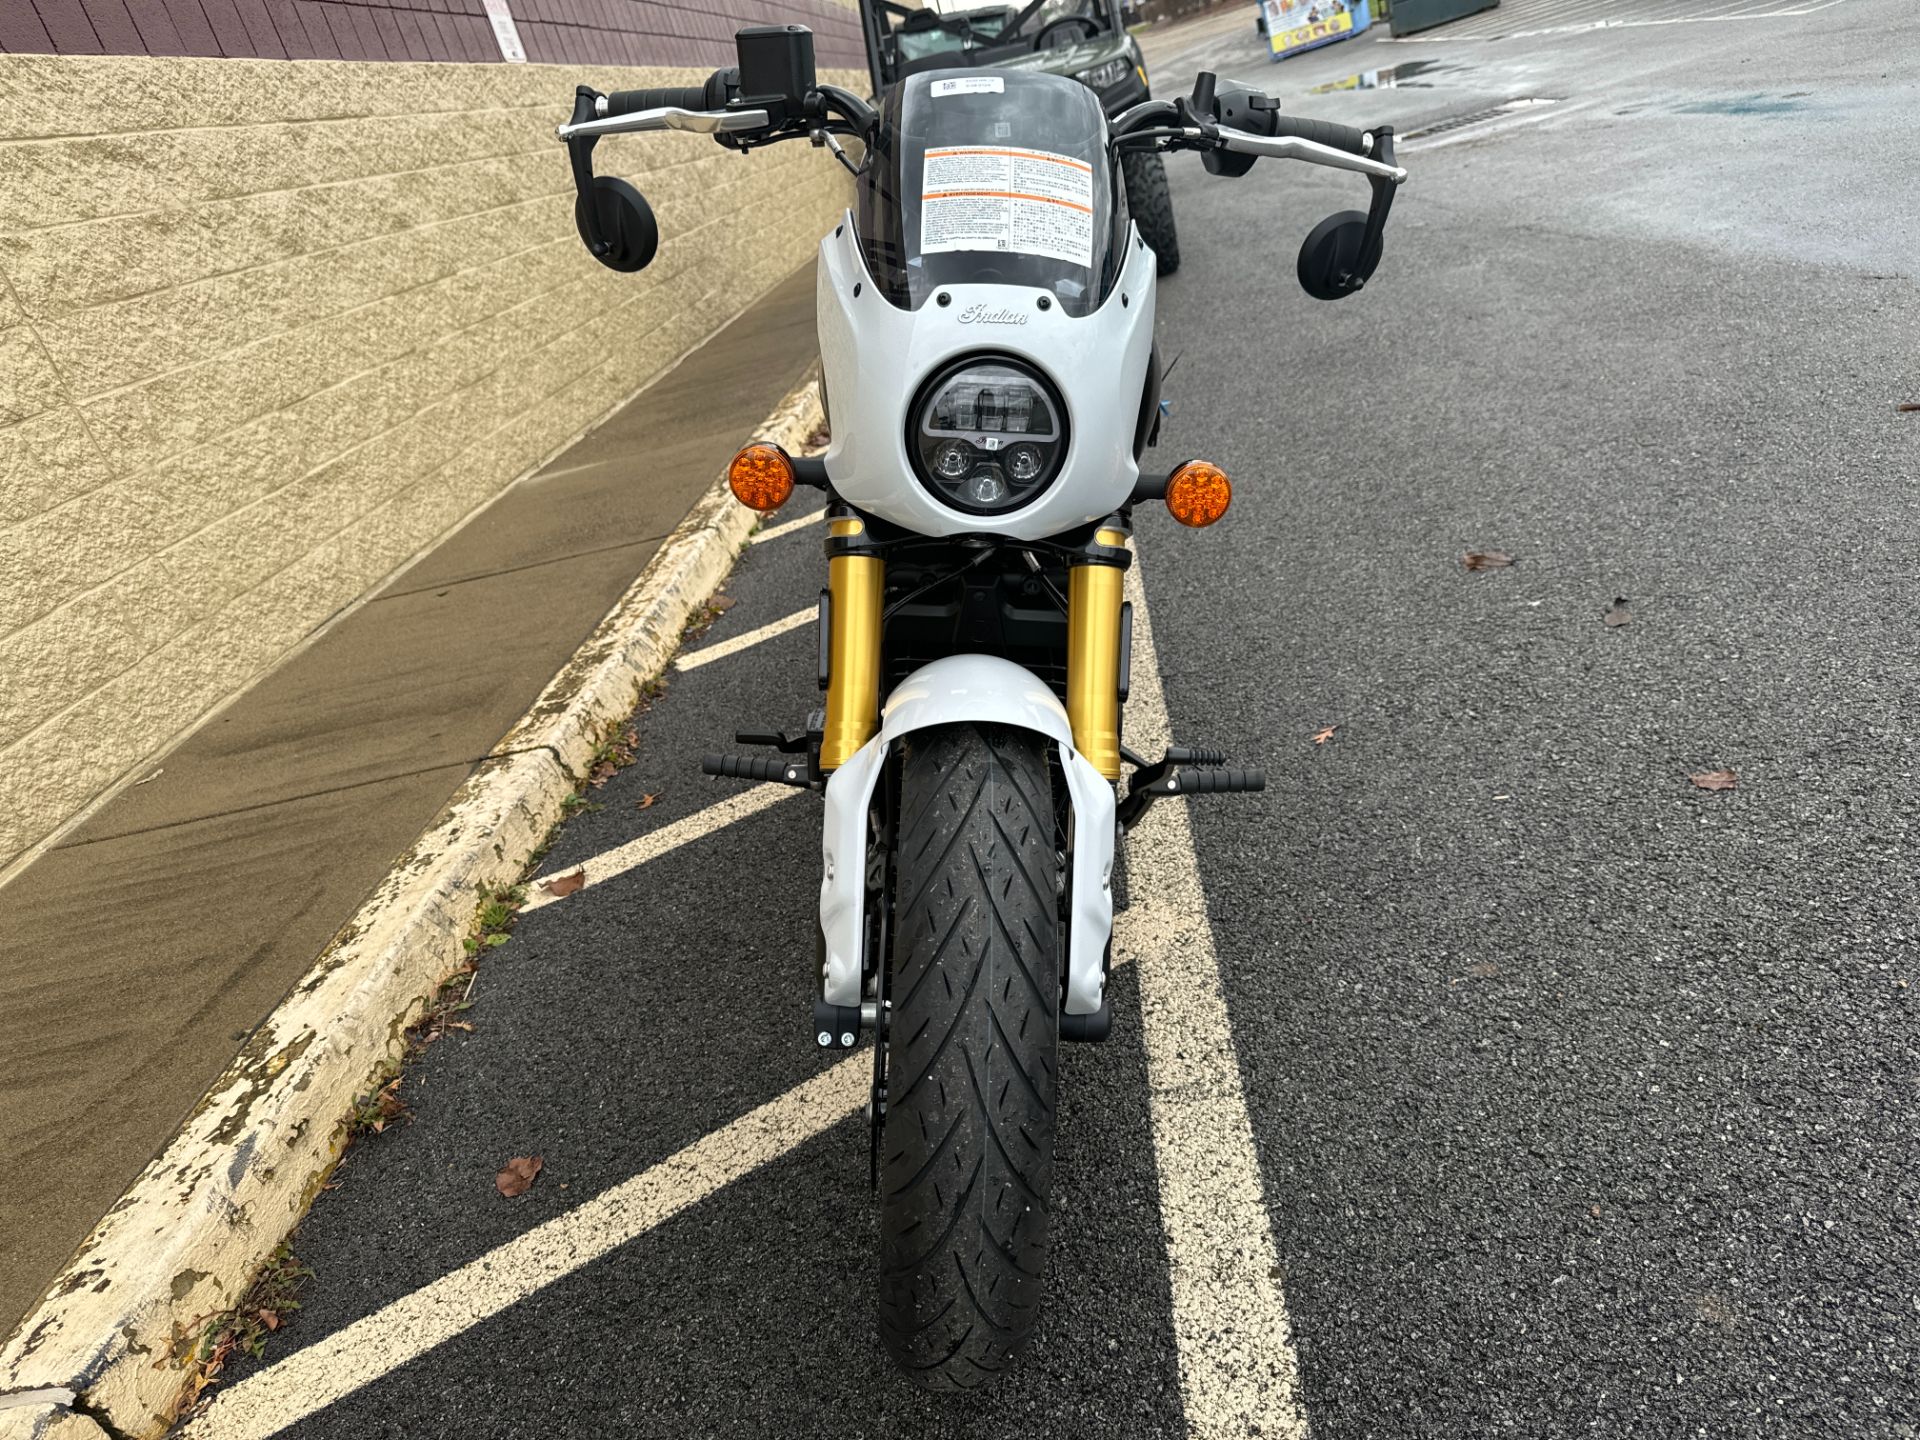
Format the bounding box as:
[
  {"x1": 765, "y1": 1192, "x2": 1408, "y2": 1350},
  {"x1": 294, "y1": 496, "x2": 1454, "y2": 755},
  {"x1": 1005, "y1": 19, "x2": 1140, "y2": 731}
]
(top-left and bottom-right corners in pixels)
[
  {"x1": 1467, "y1": 960, "x2": 1501, "y2": 979},
  {"x1": 367, "y1": 1078, "x2": 407, "y2": 1133},
  {"x1": 1689, "y1": 769, "x2": 1737, "y2": 791},
  {"x1": 1311, "y1": 725, "x2": 1338, "y2": 745},
  {"x1": 258, "y1": 1310, "x2": 279, "y2": 1331},
  {"x1": 540, "y1": 869, "x2": 586, "y2": 898},
  {"x1": 496, "y1": 1155, "x2": 543, "y2": 1198},
  {"x1": 1463, "y1": 550, "x2": 1515, "y2": 571},
  {"x1": 1604, "y1": 598, "x2": 1631, "y2": 628},
  {"x1": 709, "y1": 595, "x2": 737, "y2": 613},
  {"x1": 1590, "y1": 1204, "x2": 1602, "y2": 1218},
  {"x1": 1898, "y1": 402, "x2": 1919, "y2": 413},
  {"x1": 637, "y1": 792, "x2": 661, "y2": 810}
]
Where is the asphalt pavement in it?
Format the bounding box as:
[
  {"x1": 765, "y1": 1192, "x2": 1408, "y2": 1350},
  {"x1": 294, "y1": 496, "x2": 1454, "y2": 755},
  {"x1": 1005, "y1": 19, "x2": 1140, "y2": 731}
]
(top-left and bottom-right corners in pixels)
[{"x1": 181, "y1": 2, "x2": 1920, "y2": 1437}]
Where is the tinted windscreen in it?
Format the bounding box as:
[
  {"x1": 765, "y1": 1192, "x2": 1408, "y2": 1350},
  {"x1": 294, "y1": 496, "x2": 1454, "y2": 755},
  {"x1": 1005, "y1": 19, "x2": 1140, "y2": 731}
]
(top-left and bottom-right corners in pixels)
[{"x1": 856, "y1": 70, "x2": 1127, "y2": 318}]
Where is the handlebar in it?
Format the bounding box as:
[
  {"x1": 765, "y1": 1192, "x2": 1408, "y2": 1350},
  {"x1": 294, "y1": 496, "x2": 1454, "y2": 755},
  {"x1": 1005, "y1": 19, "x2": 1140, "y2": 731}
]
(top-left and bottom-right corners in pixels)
[
  {"x1": 559, "y1": 43, "x2": 1405, "y2": 300},
  {"x1": 1112, "y1": 79, "x2": 1404, "y2": 181}
]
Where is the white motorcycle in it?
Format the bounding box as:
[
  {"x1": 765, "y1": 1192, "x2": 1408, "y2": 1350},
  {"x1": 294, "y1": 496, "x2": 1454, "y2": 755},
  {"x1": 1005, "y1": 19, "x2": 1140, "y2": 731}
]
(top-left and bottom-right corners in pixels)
[{"x1": 558, "y1": 23, "x2": 1406, "y2": 1391}]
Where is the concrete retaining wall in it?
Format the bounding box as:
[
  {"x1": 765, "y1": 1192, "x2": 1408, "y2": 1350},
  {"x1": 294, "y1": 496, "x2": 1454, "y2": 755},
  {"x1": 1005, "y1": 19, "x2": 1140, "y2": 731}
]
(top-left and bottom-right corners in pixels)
[{"x1": 0, "y1": 49, "x2": 858, "y2": 873}]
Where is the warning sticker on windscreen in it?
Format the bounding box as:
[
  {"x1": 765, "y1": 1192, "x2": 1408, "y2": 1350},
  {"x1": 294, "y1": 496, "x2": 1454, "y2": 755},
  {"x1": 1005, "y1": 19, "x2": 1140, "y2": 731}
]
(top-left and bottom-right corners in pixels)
[
  {"x1": 930, "y1": 76, "x2": 1004, "y2": 97},
  {"x1": 920, "y1": 145, "x2": 1094, "y2": 269}
]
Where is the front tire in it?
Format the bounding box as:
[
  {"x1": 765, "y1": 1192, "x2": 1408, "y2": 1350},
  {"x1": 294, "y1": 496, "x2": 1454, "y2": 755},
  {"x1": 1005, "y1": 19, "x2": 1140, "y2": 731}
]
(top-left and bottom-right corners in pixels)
[
  {"x1": 877, "y1": 723, "x2": 1060, "y2": 1390},
  {"x1": 1122, "y1": 148, "x2": 1181, "y2": 277}
]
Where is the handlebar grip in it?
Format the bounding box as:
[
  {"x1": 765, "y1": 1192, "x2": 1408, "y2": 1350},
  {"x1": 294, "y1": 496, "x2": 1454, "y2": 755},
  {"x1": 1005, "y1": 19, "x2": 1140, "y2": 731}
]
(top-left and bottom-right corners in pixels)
[
  {"x1": 600, "y1": 84, "x2": 714, "y2": 117},
  {"x1": 601, "y1": 67, "x2": 733, "y2": 119},
  {"x1": 1267, "y1": 114, "x2": 1372, "y2": 157}
]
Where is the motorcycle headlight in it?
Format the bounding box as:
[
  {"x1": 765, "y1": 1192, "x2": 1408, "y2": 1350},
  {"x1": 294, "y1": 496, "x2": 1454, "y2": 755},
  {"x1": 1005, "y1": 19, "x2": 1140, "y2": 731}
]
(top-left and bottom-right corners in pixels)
[
  {"x1": 909, "y1": 358, "x2": 1068, "y2": 515},
  {"x1": 1078, "y1": 57, "x2": 1132, "y2": 90}
]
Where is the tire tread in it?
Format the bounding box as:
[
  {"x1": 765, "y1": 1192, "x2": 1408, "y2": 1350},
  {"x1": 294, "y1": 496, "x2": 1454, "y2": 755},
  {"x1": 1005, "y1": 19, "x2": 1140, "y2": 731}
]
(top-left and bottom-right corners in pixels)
[
  {"x1": 1122, "y1": 147, "x2": 1181, "y2": 276},
  {"x1": 877, "y1": 724, "x2": 1059, "y2": 1390}
]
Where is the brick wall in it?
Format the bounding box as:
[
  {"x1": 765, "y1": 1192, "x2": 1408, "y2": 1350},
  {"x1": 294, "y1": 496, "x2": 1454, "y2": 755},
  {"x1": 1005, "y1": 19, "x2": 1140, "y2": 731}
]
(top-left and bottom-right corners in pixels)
[
  {"x1": 0, "y1": 0, "x2": 868, "y2": 69},
  {"x1": 0, "y1": 37, "x2": 861, "y2": 873}
]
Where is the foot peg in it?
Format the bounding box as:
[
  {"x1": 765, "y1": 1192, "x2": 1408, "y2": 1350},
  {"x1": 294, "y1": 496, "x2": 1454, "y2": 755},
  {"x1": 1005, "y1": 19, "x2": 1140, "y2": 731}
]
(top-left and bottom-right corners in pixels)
[
  {"x1": 702, "y1": 753, "x2": 812, "y2": 787},
  {"x1": 705, "y1": 718, "x2": 823, "y2": 789},
  {"x1": 1166, "y1": 766, "x2": 1265, "y2": 795},
  {"x1": 1118, "y1": 746, "x2": 1264, "y2": 829}
]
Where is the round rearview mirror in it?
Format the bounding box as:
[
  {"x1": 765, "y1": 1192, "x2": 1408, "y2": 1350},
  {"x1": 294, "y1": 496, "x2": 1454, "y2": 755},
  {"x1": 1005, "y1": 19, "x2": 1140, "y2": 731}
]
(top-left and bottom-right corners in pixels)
[
  {"x1": 575, "y1": 176, "x2": 659, "y2": 273},
  {"x1": 1296, "y1": 210, "x2": 1374, "y2": 301}
]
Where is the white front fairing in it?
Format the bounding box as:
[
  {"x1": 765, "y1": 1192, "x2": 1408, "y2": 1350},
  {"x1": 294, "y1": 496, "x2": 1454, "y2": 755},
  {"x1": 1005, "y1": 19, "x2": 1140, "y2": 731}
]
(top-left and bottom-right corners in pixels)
[{"x1": 817, "y1": 213, "x2": 1158, "y2": 540}]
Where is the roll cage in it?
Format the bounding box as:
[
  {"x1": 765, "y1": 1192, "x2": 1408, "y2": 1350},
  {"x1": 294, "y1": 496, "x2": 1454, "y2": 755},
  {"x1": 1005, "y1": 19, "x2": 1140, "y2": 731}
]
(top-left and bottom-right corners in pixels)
[{"x1": 860, "y1": 0, "x2": 1128, "y2": 92}]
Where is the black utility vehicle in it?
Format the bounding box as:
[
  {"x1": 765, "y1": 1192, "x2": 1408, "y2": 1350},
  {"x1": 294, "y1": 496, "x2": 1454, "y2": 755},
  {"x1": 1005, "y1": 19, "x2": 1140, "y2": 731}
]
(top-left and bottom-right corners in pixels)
[{"x1": 859, "y1": 0, "x2": 1180, "y2": 273}]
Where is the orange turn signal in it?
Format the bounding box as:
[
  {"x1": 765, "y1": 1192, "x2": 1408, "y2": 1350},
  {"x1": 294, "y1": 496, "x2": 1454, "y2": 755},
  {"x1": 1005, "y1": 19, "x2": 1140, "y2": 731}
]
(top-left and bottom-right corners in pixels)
[
  {"x1": 1165, "y1": 460, "x2": 1231, "y2": 528},
  {"x1": 728, "y1": 443, "x2": 795, "y2": 512}
]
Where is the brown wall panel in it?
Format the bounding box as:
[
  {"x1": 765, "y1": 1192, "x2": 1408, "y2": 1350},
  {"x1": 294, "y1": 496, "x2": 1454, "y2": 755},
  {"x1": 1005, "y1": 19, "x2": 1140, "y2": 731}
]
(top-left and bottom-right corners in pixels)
[{"x1": 2, "y1": 0, "x2": 870, "y2": 69}]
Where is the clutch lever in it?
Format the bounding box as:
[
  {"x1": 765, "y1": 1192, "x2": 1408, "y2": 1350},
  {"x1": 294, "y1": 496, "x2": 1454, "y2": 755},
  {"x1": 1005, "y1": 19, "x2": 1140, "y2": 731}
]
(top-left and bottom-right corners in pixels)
[
  {"x1": 1211, "y1": 124, "x2": 1406, "y2": 183},
  {"x1": 557, "y1": 105, "x2": 771, "y2": 142}
]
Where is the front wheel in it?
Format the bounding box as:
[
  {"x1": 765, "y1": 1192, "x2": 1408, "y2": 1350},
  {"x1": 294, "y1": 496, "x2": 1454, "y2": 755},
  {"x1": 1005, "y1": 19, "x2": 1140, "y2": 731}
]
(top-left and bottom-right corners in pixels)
[
  {"x1": 877, "y1": 723, "x2": 1060, "y2": 1390},
  {"x1": 1122, "y1": 148, "x2": 1181, "y2": 277}
]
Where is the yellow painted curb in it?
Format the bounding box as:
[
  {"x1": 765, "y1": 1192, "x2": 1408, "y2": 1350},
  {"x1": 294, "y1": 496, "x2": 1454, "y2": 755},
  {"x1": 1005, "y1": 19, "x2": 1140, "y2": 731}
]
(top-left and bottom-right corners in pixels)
[{"x1": 0, "y1": 373, "x2": 824, "y2": 1440}]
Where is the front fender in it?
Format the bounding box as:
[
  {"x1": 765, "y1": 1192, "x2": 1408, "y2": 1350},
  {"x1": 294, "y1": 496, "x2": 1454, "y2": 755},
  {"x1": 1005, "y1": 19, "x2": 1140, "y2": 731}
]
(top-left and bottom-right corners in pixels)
[{"x1": 819, "y1": 655, "x2": 1116, "y2": 1019}]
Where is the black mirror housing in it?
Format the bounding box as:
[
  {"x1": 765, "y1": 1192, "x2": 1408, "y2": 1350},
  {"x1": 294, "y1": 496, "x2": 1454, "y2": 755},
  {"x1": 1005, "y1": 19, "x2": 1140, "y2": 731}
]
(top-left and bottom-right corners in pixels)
[
  {"x1": 1296, "y1": 209, "x2": 1379, "y2": 300},
  {"x1": 576, "y1": 176, "x2": 659, "y2": 273}
]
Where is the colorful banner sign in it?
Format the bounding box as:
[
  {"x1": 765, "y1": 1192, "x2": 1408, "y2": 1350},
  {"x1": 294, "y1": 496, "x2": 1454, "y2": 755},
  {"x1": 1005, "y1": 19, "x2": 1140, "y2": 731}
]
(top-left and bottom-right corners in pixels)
[{"x1": 1261, "y1": 0, "x2": 1372, "y2": 61}]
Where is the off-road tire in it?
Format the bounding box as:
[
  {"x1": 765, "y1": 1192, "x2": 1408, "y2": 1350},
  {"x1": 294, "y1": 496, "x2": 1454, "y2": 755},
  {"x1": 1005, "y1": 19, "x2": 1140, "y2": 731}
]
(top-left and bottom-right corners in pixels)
[
  {"x1": 877, "y1": 723, "x2": 1060, "y2": 1390},
  {"x1": 1122, "y1": 148, "x2": 1181, "y2": 276}
]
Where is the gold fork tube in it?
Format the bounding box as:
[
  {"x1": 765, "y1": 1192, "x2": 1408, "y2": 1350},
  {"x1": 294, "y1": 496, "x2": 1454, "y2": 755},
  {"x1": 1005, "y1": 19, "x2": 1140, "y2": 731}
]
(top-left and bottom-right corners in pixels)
[
  {"x1": 820, "y1": 518, "x2": 884, "y2": 772},
  {"x1": 1066, "y1": 558, "x2": 1125, "y2": 781}
]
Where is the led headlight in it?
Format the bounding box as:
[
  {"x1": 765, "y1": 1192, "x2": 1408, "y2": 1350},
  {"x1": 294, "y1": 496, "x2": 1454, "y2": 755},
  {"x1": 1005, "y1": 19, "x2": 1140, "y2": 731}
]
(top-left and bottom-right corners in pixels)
[
  {"x1": 1078, "y1": 57, "x2": 1132, "y2": 91},
  {"x1": 910, "y1": 358, "x2": 1067, "y2": 516}
]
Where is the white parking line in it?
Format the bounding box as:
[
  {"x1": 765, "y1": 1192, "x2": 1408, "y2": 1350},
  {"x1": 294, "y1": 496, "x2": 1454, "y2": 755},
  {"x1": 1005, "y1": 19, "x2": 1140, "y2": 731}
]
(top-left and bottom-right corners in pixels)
[
  {"x1": 188, "y1": 550, "x2": 1306, "y2": 1439},
  {"x1": 520, "y1": 783, "x2": 804, "y2": 913},
  {"x1": 673, "y1": 607, "x2": 814, "y2": 671},
  {"x1": 751, "y1": 508, "x2": 827, "y2": 544},
  {"x1": 178, "y1": 1059, "x2": 868, "y2": 1440},
  {"x1": 1119, "y1": 562, "x2": 1308, "y2": 1440}
]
